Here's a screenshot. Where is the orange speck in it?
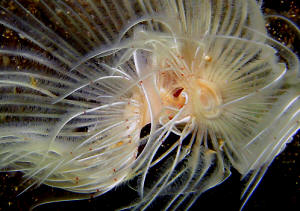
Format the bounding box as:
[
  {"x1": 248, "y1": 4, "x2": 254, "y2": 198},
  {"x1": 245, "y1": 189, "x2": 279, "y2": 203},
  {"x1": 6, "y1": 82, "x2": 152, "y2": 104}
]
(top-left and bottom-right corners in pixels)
[
  {"x1": 116, "y1": 141, "x2": 124, "y2": 147},
  {"x1": 30, "y1": 77, "x2": 37, "y2": 87},
  {"x1": 204, "y1": 55, "x2": 212, "y2": 62},
  {"x1": 218, "y1": 139, "x2": 224, "y2": 146}
]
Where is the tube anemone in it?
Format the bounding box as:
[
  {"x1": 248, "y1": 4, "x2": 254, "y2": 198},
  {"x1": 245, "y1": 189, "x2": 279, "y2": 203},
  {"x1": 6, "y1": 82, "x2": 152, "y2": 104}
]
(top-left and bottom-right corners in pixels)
[
  {"x1": 0, "y1": 0, "x2": 299, "y2": 210},
  {"x1": 116, "y1": 0, "x2": 300, "y2": 210},
  {"x1": 0, "y1": 0, "x2": 154, "y2": 205}
]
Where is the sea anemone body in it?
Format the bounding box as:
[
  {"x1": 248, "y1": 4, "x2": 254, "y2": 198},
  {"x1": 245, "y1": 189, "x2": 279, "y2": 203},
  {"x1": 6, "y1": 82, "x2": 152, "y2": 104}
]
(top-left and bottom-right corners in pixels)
[
  {"x1": 0, "y1": 0, "x2": 299, "y2": 210},
  {"x1": 117, "y1": 1, "x2": 300, "y2": 210},
  {"x1": 0, "y1": 0, "x2": 152, "y2": 199}
]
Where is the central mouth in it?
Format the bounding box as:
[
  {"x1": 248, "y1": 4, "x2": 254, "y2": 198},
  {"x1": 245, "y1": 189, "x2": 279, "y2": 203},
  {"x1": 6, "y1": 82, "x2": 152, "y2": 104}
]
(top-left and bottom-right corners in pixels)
[
  {"x1": 133, "y1": 42, "x2": 225, "y2": 125},
  {"x1": 156, "y1": 70, "x2": 223, "y2": 121},
  {"x1": 192, "y1": 79, "x2": 222, "y2": 119}
]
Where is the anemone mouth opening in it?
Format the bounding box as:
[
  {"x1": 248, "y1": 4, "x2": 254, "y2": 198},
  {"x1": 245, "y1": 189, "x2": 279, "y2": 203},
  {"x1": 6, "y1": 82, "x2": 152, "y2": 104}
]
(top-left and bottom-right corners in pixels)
[{"x1": 192, "y1": 79, "x2": 223, "y2": 119}]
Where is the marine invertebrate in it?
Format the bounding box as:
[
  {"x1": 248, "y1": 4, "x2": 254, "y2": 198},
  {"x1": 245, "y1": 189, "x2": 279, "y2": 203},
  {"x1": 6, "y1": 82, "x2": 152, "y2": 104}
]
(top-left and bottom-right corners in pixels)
[
  {"x1": 0, "y1": 0, "x2": 299, "y2": 210},
  {"x1": 116, "y1": 1, "x2": 300, "y2": 210},
  {"x1": 0, "y1": 0, "x2": 153, "y2": 204}
]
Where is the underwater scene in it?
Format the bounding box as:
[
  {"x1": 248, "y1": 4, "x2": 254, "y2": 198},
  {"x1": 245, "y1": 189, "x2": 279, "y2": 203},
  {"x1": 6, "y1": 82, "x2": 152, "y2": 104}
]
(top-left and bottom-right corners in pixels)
[{"x1": 0, "y1": 0, "x2": 299, "y2": 210}]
